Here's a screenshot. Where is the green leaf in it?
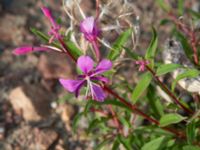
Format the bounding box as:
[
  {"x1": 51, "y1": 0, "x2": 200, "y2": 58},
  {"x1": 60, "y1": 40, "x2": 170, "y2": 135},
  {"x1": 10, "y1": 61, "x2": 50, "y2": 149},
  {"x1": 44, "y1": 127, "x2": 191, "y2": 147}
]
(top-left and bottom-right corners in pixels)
[
  {"x1": 123, "y1": 46, "x2": 140, "y2": 60},
  {"x1": 89, "y1": 100, "x2": 132, "y2": 112},
  {"x1": 141, "y1": 136, "x2": 166, "y2": 150},
  {"x1": 112, "y1": 139, "x2": 120, "y2": 150},
  {"x1": 108, "y1": 29, "x2": 132, "y2": 60},
  {"x1": 186, "y1": 121, "x2": 196, "y2": 144},
  {"x1": 147, "y1": 85, "x2": 164, "y2": 118},
  {"x1": 156, "y1": 0, "x2": 171, "y2": 12},
  {"x1": 156, "y1": 64, "x2": 182, "y2": 76},
  {"x1": 178, "y1": 0, "x2": 184, "y2": 15},
  {"x1": 182, "y1": 145, "x2": 200, "y2": 150},
  {"x1": 131, "y1": 72, "x2": 152, "y2": 103},
  {"x1": 174, "y1": 31, "x2": 193, "y2": 59},
  {"x1": 145, "y1": 27, "x2": 158, "y2": 65},
  {"x1": 94, "y1": 139, "x2": 111, "y2": 150},
  {"x1": 119, "y1": 116, "x2": 131, "y2": 128},
  {"x1": 31, "y1": 28, "x2": 51, "y2": 43},
  {"x1": 159, "y1": 19, "x2": 171, "y2": 26},
  {"x1": 171, "y1": 69, "x2": 200, "y2": 91},
  {"x1": 86, "y1": 117, "x2": 110, "y2": 134},
  {"x1": 117, "y1": 135, "x2": 132, "y2": 150},
  {"x1": 64, "y1": 40, "x2": 83, "y2": 59},
  {"x1": 72, "y1": 112, "x2": 84, "y2": 133},
  {"x1": 187, "y1": 9, "x2": 200, "y2": 19},
  {"x1": 159, "y1": 113, "x2": 186, "y2": 127}
]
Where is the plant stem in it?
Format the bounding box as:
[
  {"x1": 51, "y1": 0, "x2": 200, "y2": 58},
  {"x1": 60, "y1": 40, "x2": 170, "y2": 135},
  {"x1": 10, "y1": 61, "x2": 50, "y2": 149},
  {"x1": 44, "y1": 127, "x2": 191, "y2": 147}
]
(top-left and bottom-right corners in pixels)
[
  {"x1": 107, "y1": 105, "x2": 123, "y2": 134},
  {"x1": 95, "y1": 0, "x2": 100, "y2": 20},
  {"x1": 92, "y1": 41, "x2": 101, "y2": 62},
  {"x1": 103, "y1": 85, "x2": 185, "y2": 138},
  {"x1": 103, "y1": 86, "x2": 159, "y2": 124},
  {"x1": 168, "y1": 12, "x2": 199, "y2": 65},
  {"x1": 58, "y1": 38, "x2": 76, "y2": 62},
  {"x1": 145, "y1": 65, "x2": 193, "y2": 114}
]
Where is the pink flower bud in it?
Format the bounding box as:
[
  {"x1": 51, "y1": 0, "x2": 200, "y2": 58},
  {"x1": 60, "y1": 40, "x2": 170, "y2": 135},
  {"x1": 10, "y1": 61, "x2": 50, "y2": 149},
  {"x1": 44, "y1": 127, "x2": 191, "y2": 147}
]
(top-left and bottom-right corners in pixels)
[{"x1": 13, "y1": 46, "x2": 49, "y2": 55}]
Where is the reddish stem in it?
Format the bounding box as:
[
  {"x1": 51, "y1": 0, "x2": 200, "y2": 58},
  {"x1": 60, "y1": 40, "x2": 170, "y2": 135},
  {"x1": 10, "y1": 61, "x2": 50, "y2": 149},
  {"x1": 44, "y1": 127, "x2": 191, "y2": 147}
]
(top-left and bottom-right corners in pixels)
[
  {"x1": 107, "y1": 105, "x2": 123, "y2": 133},
  {"x1": 58, "y1": 38, "x2": 76, "y2": 62},
  {"x1": 146, "y1": 66, "x2": 193, "y2": 114},
  {"x1": 168, "y1": 12, "x2": 199, "y2": 65},
  {"x1": 103, "y1": 86, "x2": 159, "y2": 125},
  {"x1": 103, "y1": 85, "x2": 185, "y2": 138},
  {"x1": 92, "y1": 41, "x2": 101, "y2": 62},
  {"x1": 95, "y1": 0, "x2": 100, "y2": 20}
]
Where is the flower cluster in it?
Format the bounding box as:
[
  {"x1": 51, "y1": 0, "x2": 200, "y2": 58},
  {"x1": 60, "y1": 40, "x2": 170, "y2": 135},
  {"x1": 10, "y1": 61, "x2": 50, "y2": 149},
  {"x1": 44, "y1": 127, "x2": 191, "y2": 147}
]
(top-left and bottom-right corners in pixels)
[{"x1": 13, "y1": 6, "x2": 110, "y2": 101}]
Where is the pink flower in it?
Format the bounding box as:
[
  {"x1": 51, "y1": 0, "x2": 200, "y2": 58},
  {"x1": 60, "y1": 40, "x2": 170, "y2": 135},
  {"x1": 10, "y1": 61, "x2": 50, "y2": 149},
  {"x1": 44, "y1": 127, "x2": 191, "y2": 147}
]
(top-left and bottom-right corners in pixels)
[
  {"x1": 13, "y1": 46, "x2": 49, "y2": 55},
  {"x1": 41, "y1": 6, "x2": 61, "y2": 43},
  {"x1": 80, "y1": 17, "x2": 100, "y2": 42},
  {"x1": 135, "y1": 60, "x2": 149, "y2": 72},
  {"x1": 59, "y1": 56, "x2": 112, "y2": 101}
]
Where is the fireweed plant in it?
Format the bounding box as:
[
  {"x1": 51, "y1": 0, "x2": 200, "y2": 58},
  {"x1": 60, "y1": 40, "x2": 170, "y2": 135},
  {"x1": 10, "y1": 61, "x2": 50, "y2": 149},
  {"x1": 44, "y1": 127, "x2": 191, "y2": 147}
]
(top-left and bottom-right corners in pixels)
[{"x1": 13, "y1": 1, "x2": 200, "y2": 149}]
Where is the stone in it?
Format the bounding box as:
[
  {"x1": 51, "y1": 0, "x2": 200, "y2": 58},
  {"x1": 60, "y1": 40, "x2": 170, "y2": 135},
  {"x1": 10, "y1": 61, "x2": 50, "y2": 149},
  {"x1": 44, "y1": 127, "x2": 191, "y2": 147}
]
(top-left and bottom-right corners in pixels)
[
  {"x1": 37, "y1": 52, "x2": 75, "y2": 80},
  {"x1": 9, "y1": 84, "x2": 53, "y2": 122},
  {"x1": 7, "y1": 125, "x2": 59, "y2": 150},
  {"x1": 57, "y1": 104, "x2": 76, "y2": 130},
  {"x1": 0, "y1": 14, "x2": 27, "y2": 45}
]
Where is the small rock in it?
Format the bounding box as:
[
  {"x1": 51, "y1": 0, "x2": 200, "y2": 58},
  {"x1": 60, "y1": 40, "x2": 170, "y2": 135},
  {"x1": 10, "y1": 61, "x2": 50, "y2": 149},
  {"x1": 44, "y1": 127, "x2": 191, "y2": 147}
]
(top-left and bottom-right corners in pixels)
[
  {"x1": 9, "y1": 84, "x2": 53, "y2": 122},
  {"x1": 0, "y1": 14, "x2": 27, "y2": 45},
  {"x1": 7, "y1": 125, "x2": 59, "y2": 150},
  {"x1": 38, "y1": 52, "x2": 75, "y2": 80},
  {"x1": 56, "y1": 104, "x2": 76, "y2": 130}
]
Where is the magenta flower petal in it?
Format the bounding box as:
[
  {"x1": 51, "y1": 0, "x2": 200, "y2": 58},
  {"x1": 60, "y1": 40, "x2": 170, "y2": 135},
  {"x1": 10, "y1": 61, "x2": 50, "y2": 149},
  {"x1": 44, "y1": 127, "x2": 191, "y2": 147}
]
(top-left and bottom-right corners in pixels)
[
  {"x1": 80, "y1": 17, "x2": 95, "y2": 34},
  {"x1": 80, "y1": 16, "x2": 100, "y2": 42},
  {"x1": 59, "y1": 79, "x2": 84, "y2": 92},
  {"x1": 91, "y1": 84, "x2": 106, "y2": 102},
  {"x1": 77, "y1": 56, "x2": 94, "y2": 74},
  {"x1": 93, "y1": 59, "x2": 112, "y2": 75},
  {"x1": 13, "y1": 46, "x2": 49, "y2": 55}
]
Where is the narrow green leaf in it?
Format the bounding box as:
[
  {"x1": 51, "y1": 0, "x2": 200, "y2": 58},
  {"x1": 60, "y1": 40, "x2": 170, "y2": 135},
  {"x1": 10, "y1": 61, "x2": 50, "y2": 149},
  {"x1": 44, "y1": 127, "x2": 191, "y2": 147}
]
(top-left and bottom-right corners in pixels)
[
  {"x1": 174, "y1": 31, "x2": 193, "y2": 59},
  {"x1": 171, "y1": 69, "x2": 200, "y2": 91},
  {"x1": 141, "y1": 136, "x2": 166, "y2": 150},
  {"x1": 123, "y1": 46, "x2": 140, "y2": 60},
  {"x1": 30, "y1": 27, "x2": 50, "y2": 43},
  {"x1": 159, "y1": 19, "x2": 171, "y2": 26},
  {"x1": 117, "y1": 135, "x2": 132, "y2": 150},
  {"x1": 108, "y1": 29, "x2": 132, "y2": 60},
  {"x1": 156, "y1": 0, "x2": 171, "y2": 12},
  {"x1": 119, "y1": 117, "x2": 131, "y2": 128},
  {"x1": 72, "y1": 112, "x2": 84, "y2": 133},
  {"x1": 132, "y1": 72, "x2": 152, "y2": 103},
  {"x1": 156, "y1": 64, "x2": 182, "y2": 76},
  {"x1": 89, "y1": 100, "x2": 132, "y2": 112},
  {"x1": 145, "y1": 27, "x2": 158, "y2": 65},
  {"x1": 87, "y1": 118, "x2": 107, "y2": 134},
  {"x1": 112, "y1": 139, "x2": 120, "y2": 150},
  {"x1": 65, "y1": 40, "x2": 83, "y2": 58},
  {"x1": 147, "y1": 85, "x2": 164, "y2": 118},
  {"x1": 187, "y1": 9, "x2": 200, "y2": 19},
  {"x1": 178, "y1": 0, "x2": 184, "y2": 15},
  {"x1": 94, "y1": 139, "x2": 111, "y2": 150},
  {"x1": 182, "y1": 145, "x2": 200, "y2": 150},
  {"x1": 159, "y1": 113, "x2": 186, "y2": 127},
  {"x1": 186, "y1": 121, "x2": 196, "y2": 144}
]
